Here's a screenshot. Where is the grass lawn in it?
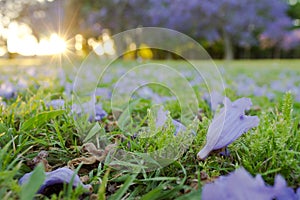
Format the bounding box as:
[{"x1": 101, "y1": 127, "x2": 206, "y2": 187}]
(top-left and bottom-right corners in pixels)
[{"x1": 0, "y1": 58, "x2": 299, "y2": 199}]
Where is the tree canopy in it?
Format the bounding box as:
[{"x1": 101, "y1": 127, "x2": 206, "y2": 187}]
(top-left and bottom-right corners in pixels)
[
  {"x1": 1, "y1": 0, "x2": 300, "y2": 59},
  {"x1": 68, "y1": 0, "x2": 299, "y2": 59}
]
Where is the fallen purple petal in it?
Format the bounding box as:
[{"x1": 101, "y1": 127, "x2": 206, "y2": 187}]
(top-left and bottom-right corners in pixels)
[
  {"x1": 90, "y1": 103, "x2": 108, "y2": 121},
  {"x1": 155, "y1": 106, "x2": 169, "y2": 129},
  {"x1": 0, "y1": 100, "x2": 6, "y2": 108},
  {"x1": 197, "y1": 97, "x2": 259, "y2": 159},
  {"x1": 203, "y1": 91, "x2": 224, "y2": 111},
  {"x1": 136, "y1": 86, "x2": 176, "y2": 104},
  {"x1": 95, "y1": 87, "x2": 112, "y2": 100},
  {"x1": 155, "y1": 106, "x2": 195, "y2": 135},
  {"x1": 0, "y1": 82, "x2": 16, "y2": 99},
  {"x1": 19, "y1": 167, "x2": 92, "y2": 195},
  {"x1": 46, "y1": 99, "x2": 65, "y2": 109},
  {"x1": 172, "y1": 119, "x2": 187, "y2": 136},
  {"x1": 273, "y1": 175, "x2": 299, "y2": 200},
  {"x1": 202, "y1": 168, "x2": 299, "y2": 200},
  {"x1": 72, "y1": 102, "x2": 107, "y2": 122}
]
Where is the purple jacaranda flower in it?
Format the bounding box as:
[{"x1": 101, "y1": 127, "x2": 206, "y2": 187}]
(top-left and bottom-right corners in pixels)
[
  {"x1": 72, "y1": 102, "x2": 107, "y2": 122},
  {"x1": 137, "y1": 87, "x2": 155, "y2": 100},
  {"x1": 155, "y1": 106, "x2": 168, "y2": 128},
  {"x1": 46, "y1": 99, "x2": 65, "y2": 110},
  {"x1": 293, "y1": 91, "x2": 300, "y2": 103},
  {"x1": 155, "y1": 106, "x2": 194, "y2": 135},
  {"x1": 270, "y1": 80, "x2": 288, "y2": 93},
  {"x1": 203, "y1": 91, "x2": 224, "y2": 111},
  {"x1": 190, "y1": 76, "x2": 203, "y2": 86},
  {"x1": 63, "y1": 82, "x2": 73, "y2": 98},
  {"x1": 136, "y1": 87, "x2": 175, "y2": 104},
  {"x1": 235, "y1": 75, "x2": 256, "y2": 96},
  {"x1": 0, "y1": 82, "x2": 16, "y2": 99},
  {"x1": 19, "y1": 167, "x2": 92, "y2": 195},
  {"x1": 269, "y1": 74, "x2": 299, "y2": 98},
  {"x1": 25, "y1": 67, "x2": 37, "y2": 77},
  {"x1": 202, "y1": 168, "x2": 299, "y2": 200},
  {"x1": 253, "y1": 85, "x2": 274, "y2": 99},
  {"x1": 202, "y1": 168, "x2": 273, "y2": 200},
  {"x1": 197, "y1": 97, "x2": 259, "y2": 159},
  {"x1": 272, "y1": 175, "x2": 299, "y2": 200},
  {"x1": 172, "y1": 119, "x2": 188, "y2": 136},
  {"x1": 0, "y1": 101, "x2": 6, "y2": 108},
  {"x1": 17, "y1": 78, "x2": 28, "y2": 89},
  {"x1": 91, "y1": 103, "x2": 108, "y2": 121},
  {"x1": 95, "y1": 87, "x2": 112, "y2": 100}
]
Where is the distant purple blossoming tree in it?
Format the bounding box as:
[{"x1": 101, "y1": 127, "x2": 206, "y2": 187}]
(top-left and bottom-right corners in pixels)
[
  {"x1": 281, "y1": 29, "x2": 300, "y2": 50},
  {"x1": 148, "y1": 0, "x2": 292, "y2": 59}
]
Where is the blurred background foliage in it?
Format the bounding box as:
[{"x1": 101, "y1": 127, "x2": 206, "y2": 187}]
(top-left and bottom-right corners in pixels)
[{"x1": 0, "y1": 0, "x2": 300, "y2": 59}]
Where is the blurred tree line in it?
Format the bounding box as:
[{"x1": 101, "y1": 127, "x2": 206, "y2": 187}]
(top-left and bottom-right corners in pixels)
[{"x1": 1, "y1": 0, "x2": 300, "y2": 59}]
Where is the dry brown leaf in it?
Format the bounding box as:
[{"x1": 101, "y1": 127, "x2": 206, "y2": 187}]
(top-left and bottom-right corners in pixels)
[
  {"x1": 68, "y1": 142, "x2": 117, "y2": 169},
  {"x1": 27, "y1": 150, "x2": 52, "y2": 172},
  {"x1": 80, "y1": 175, "x2": 90, "y2": 183}
]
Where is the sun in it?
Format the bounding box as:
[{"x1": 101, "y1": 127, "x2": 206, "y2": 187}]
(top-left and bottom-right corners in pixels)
[
  {"x1": 2, "y1": 21, "x2": 71, "y2": 57},
  {"x1": 36, "y1": 33, "x2": 67, "y2": 56}
]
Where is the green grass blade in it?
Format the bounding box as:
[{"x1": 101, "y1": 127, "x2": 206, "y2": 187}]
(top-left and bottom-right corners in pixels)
[
  {"x1": 140, "y1": 186, "x2": 164, "y2": 200},
  {"x1": 175, "y1": 189, "x2": 202, "y2": 200},
  {"x1": 108, "y1": 173, "x2": 137, "y2": 200},
  {"x1": 98, "y1": 168, "x2": 111, "y2": 200},
  {"x1": 83, "y1": 123, "x2": 102, "y2": 143},
  {"x1": 139, "y1": 177, "x2": 179, "y2": 182},
  {"x1": 20, "y1": 110, "x2": 65, "y2": 131}
]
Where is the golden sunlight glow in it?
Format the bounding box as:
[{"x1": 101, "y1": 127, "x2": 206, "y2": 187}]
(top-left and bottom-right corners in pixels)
[
  {"x1": 123, "y1": 42, "x2": 137, "y2": 60},
  {"x1": 1, "y1": 21, "x2": 67, "y2": 56},
  {"x1": 6, "y1": 22, "x2": 37, "y2": 56},
  {"x1": 87, "y1": 32, "x2": 116, "y2": 56},
  {"x1": 36, "y1": 33, "x2": 66, "y2": 55},
  {"x1": 138, "y1": 43, "x2": 153, "y2": 59},
  {"x1": 88, "y1": 38, "x2": 104, "y2": 56},
  {"x1": 0, "y1": 46, "x2": 7, "y2": 56},
  {"x1": 75, "y1": 34, "x2": 83, "y2": 51},
  {"x1": 102, "y1": 32, "x2": 115, "y2": 55}
]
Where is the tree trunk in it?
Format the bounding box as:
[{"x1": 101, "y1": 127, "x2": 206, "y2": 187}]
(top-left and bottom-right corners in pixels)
[
  {"x1": 223, "y1": 30, "x2": 233, "y2": 60},
  {"x1": 244, "y1": 46, "x2": 251, "y2": 59},
  {"x1": 274, "y1": 46, "x2": 281, "y2": 58}
]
